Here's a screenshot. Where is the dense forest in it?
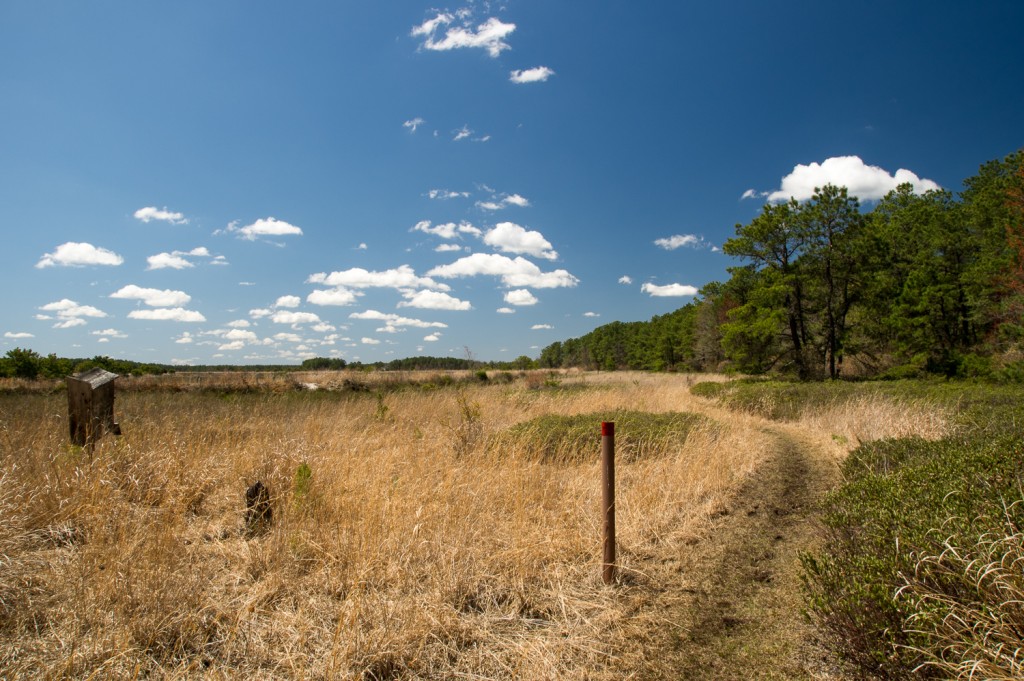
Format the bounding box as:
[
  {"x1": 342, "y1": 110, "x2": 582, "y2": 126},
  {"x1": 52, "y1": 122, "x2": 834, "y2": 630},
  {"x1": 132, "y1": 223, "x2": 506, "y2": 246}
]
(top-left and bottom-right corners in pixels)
[{"x1": 540, "y1": 149, "x2": 1024, "y2": 379}]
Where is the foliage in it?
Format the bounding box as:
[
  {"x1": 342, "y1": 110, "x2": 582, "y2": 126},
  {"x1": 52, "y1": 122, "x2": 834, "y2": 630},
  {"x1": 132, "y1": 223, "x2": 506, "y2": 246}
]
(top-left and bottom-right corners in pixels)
[{"x1": 492, "y1": 410, "x2": 706, "y2": 464}]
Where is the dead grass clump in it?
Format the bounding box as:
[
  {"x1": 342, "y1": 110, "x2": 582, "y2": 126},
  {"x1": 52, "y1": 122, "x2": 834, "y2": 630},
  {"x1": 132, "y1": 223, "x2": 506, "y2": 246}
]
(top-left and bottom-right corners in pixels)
[{"x1": 797, "y1": 393, "x2": 951, "y2": 449}]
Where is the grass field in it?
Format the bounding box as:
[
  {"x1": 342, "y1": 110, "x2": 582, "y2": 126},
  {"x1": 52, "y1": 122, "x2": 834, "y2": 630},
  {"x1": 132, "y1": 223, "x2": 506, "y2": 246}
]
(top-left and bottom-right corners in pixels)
[{"x1": 1, "y1": 371, "x2": 778, "y2": 679}]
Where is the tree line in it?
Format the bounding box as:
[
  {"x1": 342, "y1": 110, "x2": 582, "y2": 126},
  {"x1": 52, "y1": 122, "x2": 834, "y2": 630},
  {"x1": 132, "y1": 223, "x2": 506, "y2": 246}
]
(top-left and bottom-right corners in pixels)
[{"x1": 540, "y1": 149, "x2": 1024, "y2": 379}]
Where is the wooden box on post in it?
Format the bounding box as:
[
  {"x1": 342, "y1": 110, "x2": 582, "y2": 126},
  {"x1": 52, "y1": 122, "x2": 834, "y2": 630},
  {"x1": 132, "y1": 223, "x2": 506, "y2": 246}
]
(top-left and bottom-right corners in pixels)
[{"x1": 67, "y1": 368, "x2": 121, "y2": 447}]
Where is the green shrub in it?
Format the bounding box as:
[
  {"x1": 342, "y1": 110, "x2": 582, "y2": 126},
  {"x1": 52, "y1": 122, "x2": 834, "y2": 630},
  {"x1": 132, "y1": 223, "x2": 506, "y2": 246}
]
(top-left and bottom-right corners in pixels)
[
  {"x1": 492, "y1": 410, "x2": 706, "y2": 464},
  {"x1": 802, "y1": 432, "x2": 1024, "y2": 678}
]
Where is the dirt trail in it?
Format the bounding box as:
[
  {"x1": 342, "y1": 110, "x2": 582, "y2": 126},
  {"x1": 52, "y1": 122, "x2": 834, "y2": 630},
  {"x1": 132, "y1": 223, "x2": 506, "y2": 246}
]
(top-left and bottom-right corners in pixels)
[{"x1": 606, "y1": 417, "x2": 847, "y2": 679}]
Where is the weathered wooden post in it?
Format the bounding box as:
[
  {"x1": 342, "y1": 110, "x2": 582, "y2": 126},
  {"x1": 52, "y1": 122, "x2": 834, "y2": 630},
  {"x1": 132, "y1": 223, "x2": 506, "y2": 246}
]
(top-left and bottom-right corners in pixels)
[
  {"x1": 601, "y1": 421, "x2": 616, "y2": 584},
  {"x1": 67, "y1": 368, "x2": 121, "y2": 448}
]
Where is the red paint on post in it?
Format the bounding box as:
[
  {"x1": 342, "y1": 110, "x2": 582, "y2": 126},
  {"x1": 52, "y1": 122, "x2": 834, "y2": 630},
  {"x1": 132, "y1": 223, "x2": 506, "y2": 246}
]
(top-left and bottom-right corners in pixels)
[{"x1": 601, "y1": 421, "x2": 614, "y2": 437}]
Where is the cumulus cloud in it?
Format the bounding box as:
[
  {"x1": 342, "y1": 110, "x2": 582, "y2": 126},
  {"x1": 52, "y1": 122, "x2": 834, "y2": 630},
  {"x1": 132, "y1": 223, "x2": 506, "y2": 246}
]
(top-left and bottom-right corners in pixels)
[
  {"x1": 423, "y1": 333, "x2": 441, "y2": 342},
  {"x1": 4, "y1": 331, "x2": 34, "y2": 339},
  {"x1": 271, "y1": 311, "x2": 321, "y2": 325},
  {"x1": 510, "y1": 66, "x2": 554, "y2": 84},
  {"x1": 147, "y1": 253, "x2": 193, "y2": 270},
  {"x1": 250, "y1": 308, "x2": 273, "y2": 319},
  {"x1": 654, "y1": 234, "x2": 701, "y2": 250},
  {"x1": 274, "y1": 295, "x2": 301, "y2": 308},
  {"x1": 361, "y1": 337, "x2": 381, "y2": 345},
  {"x1": 435, "y1": 244, "x2": 464, "y2": 253},
  {"x1": 641, "y1": 282, "x2": 699, "y2": 297},
  {"x1": 496, "y1": 307, "x2": 515, "y2": 314},
  {"x1": 175, "y1": 332, "x2": 194, "y2": 344},
  {"x1": 128, "y1": 308, "x2": 206, "y2": 322},
  {"x1": 308, "y1": 265, "x2": 449, "y2": 291},
  {"x1": 134, "y1": 206, "x2": 187, "y2": 224},
  {"x1": 618, "y1": 275, "x2": 633, "y2": 285},
  {"x1": 307, "y1": 288, "x2": 361, "y2": 307},
  {"x1": 226, "y1": 319, "x2": 251, "y2": 328},
  {"x1": 398, "y1": 290, "x2": 472, "y2": 311},
  {"x1": 760, "y1": 156, "x2": 941, "y2": 202},
  {"x1": 350, "y1": 310, "x2": 447, "y2": 330},
  {"x1": 227, "y1": 217, "x2": 303, "y2": 240},
  {"x1": 40, "y1": 299, "x2": 108, "y2": 324},
  {"x1": 531, "y1": 324, "x2": 553, "y2": 330},
  {"x1": 412, "y1": 220, "x2": 481, "y2": 240},
  {"x1": 483, "y1": 222, "x2": 558, "y2": 260},
  {"x1": 428, "y1": 253, "x2": 578, "y2": 289},
  {"x1": 37, "y1": 242, "x2": 124, "y2": 268},
  {"x1": 403, "y1": 117, "x2": 425, "y2": 133},
  {"x1": 504, "y1": 289, "x2": 538, "y2": 306},
  {"x1": 111, "y1": 284, "x2": 191, "y2": 307},
  {"x1": 91, "y1": 327, "x2": 127, "y2": 337},
  {"x1": 412, "y1": 13, "x2": 515, "y2": 58},
  {"x1": 584, "y1": 312, "x2": 600, "y2": 317}
]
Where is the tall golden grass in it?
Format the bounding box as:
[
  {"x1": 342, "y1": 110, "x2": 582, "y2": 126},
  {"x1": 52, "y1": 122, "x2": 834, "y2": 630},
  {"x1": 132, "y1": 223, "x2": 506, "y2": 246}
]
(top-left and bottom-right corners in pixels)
[{"x1": 0, "y1": 371, "x2": 952, "y2": 678}]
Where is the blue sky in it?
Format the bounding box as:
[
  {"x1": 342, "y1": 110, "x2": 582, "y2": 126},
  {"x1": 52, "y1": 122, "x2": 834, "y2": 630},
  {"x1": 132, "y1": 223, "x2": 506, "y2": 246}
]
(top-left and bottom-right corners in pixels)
[{"x1": 2, "y1": 1, "x2": 1022, "y2": 365}]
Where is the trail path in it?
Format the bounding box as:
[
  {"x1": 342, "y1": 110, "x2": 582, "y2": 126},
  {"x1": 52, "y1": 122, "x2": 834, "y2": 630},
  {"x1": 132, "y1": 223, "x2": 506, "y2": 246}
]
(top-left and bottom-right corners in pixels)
[{"x1": 605, "y1": 409, "x2": 848, "y2": 679}]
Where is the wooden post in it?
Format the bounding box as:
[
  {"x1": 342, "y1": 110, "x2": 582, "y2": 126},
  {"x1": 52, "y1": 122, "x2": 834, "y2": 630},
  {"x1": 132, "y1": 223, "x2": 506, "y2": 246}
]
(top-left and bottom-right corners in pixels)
[
  {"x1": 601, "y1": 421, "x2": 616, "y2": 584},
  {"x1": 67, "y1": 368, "x2": 121, "y2": 448}
]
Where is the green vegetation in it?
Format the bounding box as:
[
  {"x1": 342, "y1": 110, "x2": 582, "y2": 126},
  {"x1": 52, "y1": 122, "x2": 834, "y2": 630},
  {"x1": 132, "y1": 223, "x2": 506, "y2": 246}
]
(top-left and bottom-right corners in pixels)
[
  {"x1": 697, "y1": 378, "x2": 1024, "y2": 679},
  {"x1": 491, "y1": 410, "x2": 707, "y2": 464},
  {"x1": 541, "y1": 149, "x2": 1024, "y2": 378}
]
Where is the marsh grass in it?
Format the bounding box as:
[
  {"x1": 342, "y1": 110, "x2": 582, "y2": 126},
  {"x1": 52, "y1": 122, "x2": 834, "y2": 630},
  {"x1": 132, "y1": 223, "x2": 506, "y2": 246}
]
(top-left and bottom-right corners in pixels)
[{"x1": 0, "y1": 372, "x2": 769, "y2": 679}]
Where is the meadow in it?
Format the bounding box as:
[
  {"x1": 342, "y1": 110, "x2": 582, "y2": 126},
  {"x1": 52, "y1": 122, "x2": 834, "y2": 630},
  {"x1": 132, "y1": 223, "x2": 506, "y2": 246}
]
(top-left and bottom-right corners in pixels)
[{"x1": 0, "y1": 370, "x2": 778, "y2": 679}]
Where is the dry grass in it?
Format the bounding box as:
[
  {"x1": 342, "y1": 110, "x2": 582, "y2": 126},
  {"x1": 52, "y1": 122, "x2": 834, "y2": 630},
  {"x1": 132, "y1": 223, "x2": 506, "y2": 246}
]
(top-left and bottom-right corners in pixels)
[{"x1": 0, "y1": 372, "x2": 772, "y2": 679}]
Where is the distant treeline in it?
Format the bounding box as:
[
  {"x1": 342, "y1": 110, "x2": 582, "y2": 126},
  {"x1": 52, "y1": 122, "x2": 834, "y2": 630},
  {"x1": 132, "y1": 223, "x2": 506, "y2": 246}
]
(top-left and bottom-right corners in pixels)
[
  {"x1": 540, "y1": 149, "x2": 1024, "y2": 380},
  {"x1": 0, "y1": 349, "x2": 540, "y2": 380}
]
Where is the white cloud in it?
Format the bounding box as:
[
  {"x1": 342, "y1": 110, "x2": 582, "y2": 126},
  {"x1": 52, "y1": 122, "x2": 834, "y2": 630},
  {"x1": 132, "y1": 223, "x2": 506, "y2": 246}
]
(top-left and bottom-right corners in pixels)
[
  {"x1": 4, "y1": 331, "x2": 34, "y2": 339},
  {"x1": 36, "y1": 242, "x2": 124, "y2": 268},
  {"x1": 128, "y1": 308, "x2": 206, "y2": 322},
  {"x1": 403, "y1": 117, "x2": 425, "y2": 133},
  {"x1": 54, "y1": 318, "x2": 87, "y2": 329},
  {"x1": 398, "y1": 290, "x2": 472, "y2": 311},
  {"x1": 357, "y1": 243, "x2": 367, "y2": 250},
  {"x1": 111, "y1": 284, "x2": 191, "y2": 307},
  {"x1": 504, "y1": 289, "x2": 538, "y2": 306},
  {"x1": 224, "y1": 329, "x2": 258, "y2": 342},
  {"x1": 412, "y1": 14, "x2": 515, "y2": 58},
  {"x1": 250, "y1": 308, "x2": 273, "y2": 319},
  {"x1": 641, "y1": 282, "x2": 699, "y2": 297},
  {"x1": 618, "y1": 275, "x2": 633, "y2": 285},
  {"x1": 531, "y1": 324, "x2": 553, "y2": 330},
  {"x1": 218, "y1": 341, "x2": 246, "y2": 351},
  {"x1": 765, "y1": 156, "x2": 941, "y2": 202},
  {"x1": 271, "y1": 311, "x2": 321, "y2": 325},
  {"x1": 435, "y1": 244, "x2": 464, "y2": 253},
  {"x1": 510, "y1": 66, "x2": 555, "y2": 84},
  {"x1": 361, "y1": 337, "x2": 381, "y2": 345},
  {"x1": 91, "y1": 328, "x2": 127, "y2": 338},
  {"x1": 350, "y1": 310, "x2": 447, "y2": 329},
  {"x1": 274, "y1": 332, "x2": 303, "y2": 343},
  {"x1": 40, "y1": 299, "x2": 108, "y2": 320},
  {"x1": 483, "y1": 222, "x2": 558, "y2": 260},
  {"x1": 476, "y1": 193, "x2": 531, "y2": 211},
  {"x1": 496, "y1": 307, "x2": 515, "y2": 314},
  {"x1": 308, "y1": 265, "x2": 449, "y2": 291},
  {"x1": 311, "y1": 322, "x2": 336, "y2": 333},
  {"x1": 428, "y1": 253, "x2": 579, "y2": 289},
  {"x1": 146, "y1": 252, "x2": 194, "y2": 270},
  {"x1": 423, "y1": 333, "x2": 441, "y2": 342},
  {"x1": 229, "y1": 217, "x2": 303, "y2": 240},
  {"x1": 654, "y1": 234, "x2": 701, "y2": 250},
  {"x1": 226, "y1": 319, "x2": 251, "y2": 328},
  {"x1": 307, "y1": 288, "x2": 361, "y2": 306},
  {"x1": 412, "y1": 220, "x2": 480, "y2": 240},
  {"x1": 134, "y1": 206, "x2": 187, "y2": 224},
  {"x1": 428, "y1": 189, "x2": 469, "y2": 200},
  {"x1": 175, "y1": 332, "x2": 194, "y2": 344},
  {"x1": 584, "y1": 312, "x2": 600, "y2": 317},
  {"x1": 740, "y1": 189, "x2": 767, "y2": 200},
  {"x1": 274, "y1": 295, "x2": 301, "y2": 308},
  {"x1": 453, "y1": 125, "x2": 473, "y2": 141}
]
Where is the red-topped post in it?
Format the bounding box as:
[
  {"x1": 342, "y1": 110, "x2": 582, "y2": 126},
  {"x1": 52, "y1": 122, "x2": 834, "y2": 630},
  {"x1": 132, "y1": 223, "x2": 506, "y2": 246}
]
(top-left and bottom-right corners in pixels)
[{"x1": 601, "y1": 421, "x2": 616, "y2": 584}]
